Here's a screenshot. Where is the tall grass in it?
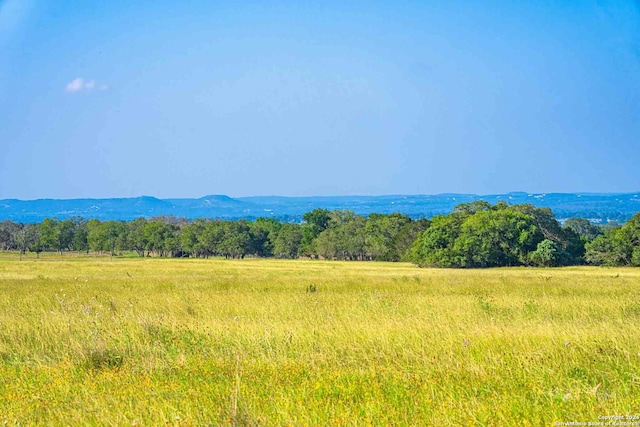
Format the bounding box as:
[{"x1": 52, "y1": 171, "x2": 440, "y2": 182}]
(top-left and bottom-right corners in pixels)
[{"x1": 0, "y1": 252, "x2": 638, "y2": 425}]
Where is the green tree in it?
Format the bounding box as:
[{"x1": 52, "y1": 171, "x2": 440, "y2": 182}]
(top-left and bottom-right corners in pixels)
[
  {"x1": 585, "y1": 213, "x2": 640, "y2": 266},
  {"x1": 409, "y1": 212, "x2": 467, "y2": 267},
  {"x1": 57, "y1": 219, "x2": 76, "y2": 253},
  {"x1": 25, "y1": 223, "x2": 42, "y2": 258},
  {"x1": 529, "y1": 239, "x2": 560, "y2": 267},
  {"x1": 452, "y1": 209, "x2": 541, "y2": 268},
  {"x1": 15, "y1": 223, "x2": 37, "y2": 260},
  {"x1": 585, "y1": 230, "x2": 625, "y2": 266},
  {"x1": 181, "y1": 219, "x2": 208, "y2": 258},
  {"x1": 315, "y1": 211, "x2": 367, "y2": 260},
  {"x1": 127, "y1": 218, "x2": 148, "y2": 256},
  {"x1": 273, "y1": 223, "x2": 302, "y2": 258},
  {"x1": 39, "y1": 218, "x2": 77, "y2": 254},
  {"x1": 39, "y1": 218, "x2": 60, "y2": 253},
  {"x1": 301, "y1": 208, "x2": 330, "y2": 256},
  {"x1": 313, "y1": 228, "x2": 339, "y2": 259},
  {"x1": 0, "y1": 220, "x2": 21, "y2": 251},
  {"x1": 563, "y1": 218, "x2": 602, "y2": 242},
  {"x1": 250, "y1": 218, "x2": 281, "y2": 257},
  {"x1": 511, "y1": 204, "x2": 584, "y2": 264},
  {"x1": 87, "y1": 220, "x2": 127, "y2": 256},
  {"x1": 410, "y1": 202, "x2": 582, "y2": 268},
  {"x1": 142, "y1": 221, "x2": 177, "y2": 257},
  {"x1": 510, "y1": 205, "x2": 563, "y2": 242},
  {"x1": 453, "y1": 200, "x2": 494, "y2": 215},
  {"x1": 219, "y1": 221, "x2": 252, "y2": 259},
  {"x1": 69, "y1": 217, "x2": 89, "y2": 253},
  {"x1": 365, "y1": 213, "x2": 414, "y2": 261},
  {"x1": 199, "y1": 220, "x2": 224, "y2": 257},
  {"x1": 303, "y1": 208, "x2": 331, "y2": 230},
  {"x1": 341, "y1": 215, "x2": 367, "y2": 260},
  {"x1": 394, "y1": 218, "x2": 430, "y2": 262}
]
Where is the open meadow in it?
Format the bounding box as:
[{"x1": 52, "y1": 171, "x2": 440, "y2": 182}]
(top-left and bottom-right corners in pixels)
[{"x1": 0, "y1": 253, "x2": 639, "y2": 426}]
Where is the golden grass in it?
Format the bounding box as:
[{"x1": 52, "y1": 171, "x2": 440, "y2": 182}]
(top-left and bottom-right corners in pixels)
[{"x1": 0, "y1": 252, "x2": 639, "y2": 426}]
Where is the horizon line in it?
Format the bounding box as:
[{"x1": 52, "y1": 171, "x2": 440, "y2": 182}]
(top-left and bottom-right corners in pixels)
[{"x1": 2, "y1": 191, "x2": 640, "y2": 202}]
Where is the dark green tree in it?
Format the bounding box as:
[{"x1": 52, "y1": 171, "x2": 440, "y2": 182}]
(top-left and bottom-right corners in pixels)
[
  {"x1": 409, "y1": 212, "x2": 468, "y2": 267},
  {"x1": 585, "y1": 213, "x2": 640, "y2": 266},
  {"x1": 57, "y1": 219, "x2": 76, "y2": 253},
  {"x1": 394, "y1": 218, "x2": 430, "y2": 262},
  {"x1": 219, "y1": 221, "x2": 252, "y2": 259},
  {"x1": 250, "y1": 218, "x2": 281, "y2": 257},
  {"x1": 127, "y1": 218, "x2": 148, "y2": 256},
  {"x1": 199, "y1": 220, "x2": 224, "y2": 257},
  {"x1": 273, "y1": 223, "x2": 303, "y2": 258},
  {"x1": 181, "y1": 219, "x2": 209, "y2": 257},
  {"x1": 365, "y1": 213, "x2": 415, "y2": 261},
  {"x1": 563, "y1": 218, "x2": 603, "y2": 242},
  {"x1": 301, "y1": 208, "x2": 330, "y2": 256},
  {"x1": 70, "y1": 218, "x2": 89, "y2": 253},
  {"x1": 25, "y1": 223, "x2": 42, "y2": 258},
  {"x1": 0, "y1": 220, "x2": 21, "y2": 251}
]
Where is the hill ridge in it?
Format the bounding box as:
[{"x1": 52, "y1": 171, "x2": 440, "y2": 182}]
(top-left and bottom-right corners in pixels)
[{"x1": 1, "y1": 192, "x2": 638, "y2": 223}]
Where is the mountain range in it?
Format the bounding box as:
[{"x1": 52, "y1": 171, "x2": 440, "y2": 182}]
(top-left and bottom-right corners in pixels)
[{"x1": 1, "y1": 192, "x2": 639, "y2": 223}]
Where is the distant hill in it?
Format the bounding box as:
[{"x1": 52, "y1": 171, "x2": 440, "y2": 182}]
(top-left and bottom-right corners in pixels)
[{"x1": 1, "y1": 192, "x2": 639, "y2": 223}]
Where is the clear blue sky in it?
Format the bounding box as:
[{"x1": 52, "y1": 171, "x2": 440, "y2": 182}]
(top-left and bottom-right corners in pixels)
[{"x1": 1, "y1": 0, "x2": 639, "y2": 199}]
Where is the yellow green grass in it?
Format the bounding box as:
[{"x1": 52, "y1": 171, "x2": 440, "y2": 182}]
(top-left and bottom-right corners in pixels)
[{"x1": 0, "y1": 252, "x2": 639, "y2": 426}]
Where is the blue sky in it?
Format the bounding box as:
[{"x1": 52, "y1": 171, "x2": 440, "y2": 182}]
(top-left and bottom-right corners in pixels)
[{"x1": 1, "y1": 1, "x2": 639, "y2": 199}]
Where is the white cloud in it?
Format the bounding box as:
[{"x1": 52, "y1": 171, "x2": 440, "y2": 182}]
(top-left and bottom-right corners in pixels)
[
  {"x1": 66, "y1": 78, "x2": 84, "y2": 92},
  {"x1": 65, "y1": 77, "x2": 108, "y2": 93}
]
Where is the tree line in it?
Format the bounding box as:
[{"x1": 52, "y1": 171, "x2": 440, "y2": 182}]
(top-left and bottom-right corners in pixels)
[
  {"x1": 408, "y1": 200, "x2": 640, "y2": 267},
  {"x1": 0, "y1": 209, "x2": 428, "y2": 262},
  {"x1": 1, "y1": 202, "x2": 639, "y2": 267}
]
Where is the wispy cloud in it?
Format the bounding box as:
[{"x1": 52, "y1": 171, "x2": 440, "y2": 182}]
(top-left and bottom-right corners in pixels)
[{"x1": 65, "y1": 77, "x2": 108, "y2": 93}]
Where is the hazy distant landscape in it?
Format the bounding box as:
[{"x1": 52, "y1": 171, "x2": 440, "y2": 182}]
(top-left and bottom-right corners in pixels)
[{"x1": 2, "y1": 192, "x2": 639, "y2": 223}]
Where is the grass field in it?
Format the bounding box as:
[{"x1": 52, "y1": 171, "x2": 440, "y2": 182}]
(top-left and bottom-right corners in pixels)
[{"x1": 0, "y1": 252, "x2": 639, "y2": 426}]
